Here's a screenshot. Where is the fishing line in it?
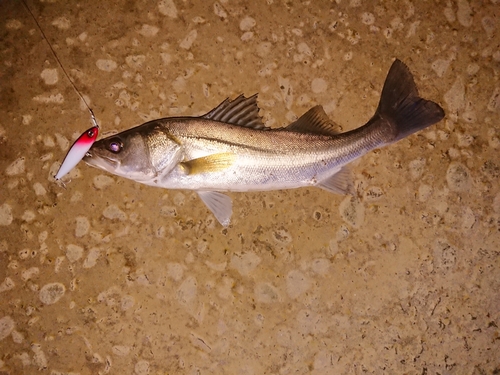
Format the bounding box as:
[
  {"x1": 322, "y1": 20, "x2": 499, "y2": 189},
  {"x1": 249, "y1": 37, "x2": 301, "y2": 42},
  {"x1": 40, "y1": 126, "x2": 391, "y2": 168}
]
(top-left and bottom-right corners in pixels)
[{"x1": 21, "y1": 0, "x2": 99, "y2": 128}]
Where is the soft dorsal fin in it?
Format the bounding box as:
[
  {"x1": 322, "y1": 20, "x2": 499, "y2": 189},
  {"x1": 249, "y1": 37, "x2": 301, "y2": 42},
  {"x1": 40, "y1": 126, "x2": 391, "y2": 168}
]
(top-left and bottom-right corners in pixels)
[
  {"x1": 201, "y1": 94, "x2": 270, "y2": 130},
  {"x1": 285, "y1": 106, "x2": 342, "y2": 136}
]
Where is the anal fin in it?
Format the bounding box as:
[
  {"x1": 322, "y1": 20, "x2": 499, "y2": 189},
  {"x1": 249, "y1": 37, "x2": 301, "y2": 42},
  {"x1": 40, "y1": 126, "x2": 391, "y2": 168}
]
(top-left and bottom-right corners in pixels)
[
  {"x1": 197, "y1": 191, "x2": 233, "y2": 227},
  {"x1": 316, "y1": 166, "x2": 354, "y2": 195}
]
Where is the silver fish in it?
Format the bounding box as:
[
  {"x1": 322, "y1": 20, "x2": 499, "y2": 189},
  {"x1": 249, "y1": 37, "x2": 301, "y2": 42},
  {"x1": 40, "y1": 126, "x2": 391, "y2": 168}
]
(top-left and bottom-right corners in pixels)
[{"x1": 84, "y1": 59, "x2": 444, "y2": 226}]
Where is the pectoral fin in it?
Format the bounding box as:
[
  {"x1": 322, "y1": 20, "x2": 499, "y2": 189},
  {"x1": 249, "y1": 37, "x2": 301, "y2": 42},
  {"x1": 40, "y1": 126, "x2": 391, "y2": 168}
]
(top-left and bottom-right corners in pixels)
[
  {"x1": 197, "y1": 191, "x2": 233, "y2": 227},
  {"x1": 181, "y1": 153, "x2": 236, "y2": 175},
  {"x1": 316, "y1": 166, "x2": 354, "y2": 195}
]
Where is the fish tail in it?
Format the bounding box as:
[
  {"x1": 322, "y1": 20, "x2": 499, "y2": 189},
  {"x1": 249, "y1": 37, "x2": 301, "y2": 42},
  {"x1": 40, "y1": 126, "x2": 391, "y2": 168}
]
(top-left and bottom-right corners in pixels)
[{"x1": 376, "y1": 59, "x2": 444, "y2": 143}]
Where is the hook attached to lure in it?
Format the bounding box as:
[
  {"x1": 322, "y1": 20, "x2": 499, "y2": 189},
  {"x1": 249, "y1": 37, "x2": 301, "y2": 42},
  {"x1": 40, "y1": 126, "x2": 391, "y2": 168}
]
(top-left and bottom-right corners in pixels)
[{"x1": 54, "y1": 126, "x2": 99, "y2": 180}]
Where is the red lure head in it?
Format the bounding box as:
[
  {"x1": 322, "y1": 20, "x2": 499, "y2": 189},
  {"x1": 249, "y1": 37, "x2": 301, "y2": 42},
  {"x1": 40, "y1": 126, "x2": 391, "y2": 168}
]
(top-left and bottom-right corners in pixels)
[{"x1": 77, "y1": 126, "x2": 99, "y2": 146}]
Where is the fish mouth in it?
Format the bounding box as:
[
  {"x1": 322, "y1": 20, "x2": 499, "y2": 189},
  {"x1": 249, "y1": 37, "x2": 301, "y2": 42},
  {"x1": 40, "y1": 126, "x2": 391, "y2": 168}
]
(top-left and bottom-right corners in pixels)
[{"x1": 83, "y1": 151, "x2": 119, "y2": 172}]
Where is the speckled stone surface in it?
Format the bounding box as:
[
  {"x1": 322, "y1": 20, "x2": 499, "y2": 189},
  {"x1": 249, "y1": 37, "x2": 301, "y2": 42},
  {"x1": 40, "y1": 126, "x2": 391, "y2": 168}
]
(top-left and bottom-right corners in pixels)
[{"x1": 1, "y1": 0, "x2": 499, "y2": 374}]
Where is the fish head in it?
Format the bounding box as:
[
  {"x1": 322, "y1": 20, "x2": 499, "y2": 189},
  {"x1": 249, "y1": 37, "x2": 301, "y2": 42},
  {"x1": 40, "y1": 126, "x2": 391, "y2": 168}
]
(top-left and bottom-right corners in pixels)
[{"x1": 83, "y1": 126, "x2": 182, "y2": 182}]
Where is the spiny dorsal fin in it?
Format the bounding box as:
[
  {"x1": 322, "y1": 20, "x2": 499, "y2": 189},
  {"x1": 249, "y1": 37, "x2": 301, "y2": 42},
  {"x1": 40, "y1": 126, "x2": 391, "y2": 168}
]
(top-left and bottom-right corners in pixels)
[
  {"x1": 285, "y1": 106, "x2": 342, "y2": 136},
  {"x1": 201, "y1": 94, "x2": 270, "y2": 130}
]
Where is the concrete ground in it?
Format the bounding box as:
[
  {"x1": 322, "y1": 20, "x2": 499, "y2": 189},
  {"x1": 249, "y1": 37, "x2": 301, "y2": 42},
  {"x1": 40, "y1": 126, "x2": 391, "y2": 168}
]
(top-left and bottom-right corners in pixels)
[{"x1": 0, "y1": 0, "x2": 499, "y2": 373}]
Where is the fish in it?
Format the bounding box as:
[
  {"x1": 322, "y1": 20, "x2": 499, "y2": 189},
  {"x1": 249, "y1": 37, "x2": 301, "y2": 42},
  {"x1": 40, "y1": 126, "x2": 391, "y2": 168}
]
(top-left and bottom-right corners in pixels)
[
  {"x1": 55, "y1": 126, "x2": 99, "y2": 180},
  {"x1": 83, "y1": 59, "x2": 445, "y2": 226}
]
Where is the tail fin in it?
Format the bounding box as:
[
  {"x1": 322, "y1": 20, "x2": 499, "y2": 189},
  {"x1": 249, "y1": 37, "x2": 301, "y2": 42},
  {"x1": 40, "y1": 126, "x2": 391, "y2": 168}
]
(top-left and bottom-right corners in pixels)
[{"x1": 377, "y1": 59, "x2": 444, "y2": 143}]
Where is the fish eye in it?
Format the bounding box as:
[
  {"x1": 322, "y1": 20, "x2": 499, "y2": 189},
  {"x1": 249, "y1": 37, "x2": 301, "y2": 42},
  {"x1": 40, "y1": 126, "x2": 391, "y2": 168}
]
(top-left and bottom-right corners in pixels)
[
  {"x1": 107, "y1": 138, "x2": 123, "y2": 153},
  {"x1": 87, "y1": 129, "x2": 96, "y2": 138}
]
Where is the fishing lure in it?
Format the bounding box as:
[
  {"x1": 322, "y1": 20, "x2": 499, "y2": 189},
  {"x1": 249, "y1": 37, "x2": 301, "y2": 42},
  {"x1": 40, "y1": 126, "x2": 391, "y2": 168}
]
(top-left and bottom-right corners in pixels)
[{"x1": 54, "y1": 126, "x2": 99, "y2": 180}]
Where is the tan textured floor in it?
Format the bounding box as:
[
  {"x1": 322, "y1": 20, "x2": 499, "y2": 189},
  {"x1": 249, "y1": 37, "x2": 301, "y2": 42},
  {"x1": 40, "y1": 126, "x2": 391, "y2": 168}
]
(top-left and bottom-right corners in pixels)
[{"x1": 1, "y1": 0, "x2": 499, "y2": 374}]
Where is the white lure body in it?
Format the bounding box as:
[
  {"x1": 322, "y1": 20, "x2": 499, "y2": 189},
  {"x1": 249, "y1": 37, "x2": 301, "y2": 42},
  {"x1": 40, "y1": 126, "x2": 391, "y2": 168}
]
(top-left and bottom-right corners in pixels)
[{"x1": 55, "y1": 126, "x2": 99, "y2": 180}]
